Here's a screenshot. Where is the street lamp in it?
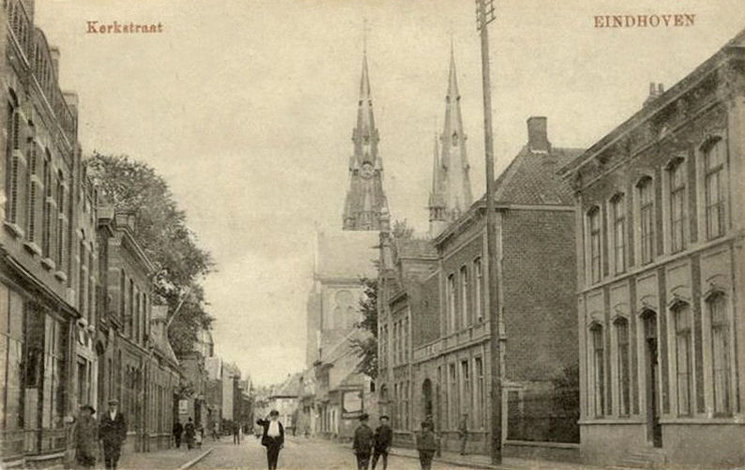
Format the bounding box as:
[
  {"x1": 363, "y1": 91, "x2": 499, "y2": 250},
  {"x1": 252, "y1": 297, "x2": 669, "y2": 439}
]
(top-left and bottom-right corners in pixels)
[{"x1": 476, "y1": 0, "x2": 502, "y2": 465}]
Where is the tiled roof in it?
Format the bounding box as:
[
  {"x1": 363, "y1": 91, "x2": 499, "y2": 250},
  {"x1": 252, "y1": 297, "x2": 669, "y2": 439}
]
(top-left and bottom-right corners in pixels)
[
  {"x1": 271, "y1": 372, "x2": 304, "y2": 397},
  {"x1": 490, "y1": 146, "x2": 584, "y2": 206}
]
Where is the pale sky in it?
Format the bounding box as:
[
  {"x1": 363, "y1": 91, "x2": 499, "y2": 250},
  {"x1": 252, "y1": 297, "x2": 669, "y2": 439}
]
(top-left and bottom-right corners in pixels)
[{"x1": 34, "y1": 0, "x2": 745, "y2": 385}]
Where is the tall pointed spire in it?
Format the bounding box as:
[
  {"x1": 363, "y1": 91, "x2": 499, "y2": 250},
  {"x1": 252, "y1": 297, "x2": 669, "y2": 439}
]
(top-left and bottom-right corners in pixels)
[
  {"x1": 429, "y1": 43, "x2": 473, "y2": 237},
  {"x1": 343, "y1": 33, "x2": 389, "y2": 231},
  {"x1": 428, "y1": 132, "x2": 447, "y2": 238}
]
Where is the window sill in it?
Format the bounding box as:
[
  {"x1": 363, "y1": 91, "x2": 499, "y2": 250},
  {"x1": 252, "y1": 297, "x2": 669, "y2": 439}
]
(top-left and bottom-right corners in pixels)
[
  {"x1": 41, "y1": 257, "x2": 56, "y2": 271},
  {"x1": 54, "y1": 271, "x2": 67, "y2": 282},
  {"x1": 23, "y1": 241, "x2": 41, "y2": 256},
  {"x1": 4, "y1": 222, "x2": 25, "y2": 239},
  {"x1": 578, "y1": 417, "x2": 646, "y2": 425},
  {"x1": 659, "y1": 416, "x2": 745, "y2": 425}
]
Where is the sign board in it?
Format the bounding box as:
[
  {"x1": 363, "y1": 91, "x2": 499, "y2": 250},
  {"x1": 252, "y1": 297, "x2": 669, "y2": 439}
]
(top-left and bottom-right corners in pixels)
[
  {"x1": 178, "y1": 399, "x2": 189, "y2": 415},
  {"x1": 341, "y1": 389, "x2": 363, "y2": 418}
]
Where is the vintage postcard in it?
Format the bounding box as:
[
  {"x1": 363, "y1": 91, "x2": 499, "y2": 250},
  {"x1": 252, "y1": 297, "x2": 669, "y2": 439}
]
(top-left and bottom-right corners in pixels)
[{"x1": 1, "y1": 0, "x2": 744, "y2": 469}]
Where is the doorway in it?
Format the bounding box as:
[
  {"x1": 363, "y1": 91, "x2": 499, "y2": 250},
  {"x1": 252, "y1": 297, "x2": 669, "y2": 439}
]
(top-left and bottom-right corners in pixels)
[
  {"x1": 423, "y1": 379, "x2": 433, "y2": 422},
  {"x1": 643, "y1": 311, "x2": 662, "y2": 448}
]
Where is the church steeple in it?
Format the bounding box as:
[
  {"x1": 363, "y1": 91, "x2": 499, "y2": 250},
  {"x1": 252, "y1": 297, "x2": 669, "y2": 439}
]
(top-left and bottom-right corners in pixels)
[
  {"x1": 343, "y1": 47, "x2": 389, "y2": 231},
  {"x1": 428, "y1": 45, "x2": 473, "y2": 237}
]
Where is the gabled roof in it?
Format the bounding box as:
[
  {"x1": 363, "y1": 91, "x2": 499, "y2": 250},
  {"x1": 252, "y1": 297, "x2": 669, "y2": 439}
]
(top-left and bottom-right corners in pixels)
[
  {"x1": 488, "y1": 145, "x2": 583, "y2": 206},
  {"x1": 270, "y1": 372, "x2": 304, "y2": 398}
]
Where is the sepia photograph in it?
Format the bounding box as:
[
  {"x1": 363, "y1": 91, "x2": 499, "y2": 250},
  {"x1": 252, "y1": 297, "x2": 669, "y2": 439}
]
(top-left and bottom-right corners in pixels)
[{"x1": 0, "y1": 0, "x2": 744, "y2": 469}]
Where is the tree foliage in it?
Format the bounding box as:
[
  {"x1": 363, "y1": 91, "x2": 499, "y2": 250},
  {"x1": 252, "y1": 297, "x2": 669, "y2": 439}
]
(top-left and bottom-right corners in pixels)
[{"x1": 86, "y1": 153, "x2": 214, "y2": 355}]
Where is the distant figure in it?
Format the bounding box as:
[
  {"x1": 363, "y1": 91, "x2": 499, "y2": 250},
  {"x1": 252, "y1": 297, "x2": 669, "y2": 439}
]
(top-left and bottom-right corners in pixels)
[
  {"x1": 257, "y1": 410, "x2": 284, "y2": 470},
  {"x1": 195, "y1": 425, "x2": 203, "y2": 448},
  {"x1": 184, "y1": 417, "x2": 196, "y2": 449},
  {"x1": 99, "y1": 399, "x2": 127, "y2": 470},
  {"x1": 173, "y1": 421, "x2": 183, "y2": 448},
  {"x1": 353, "y1": 413, "x2": 374, "y2": 470},
  {"x1": 371, "y1": 415, "x2": 392, "y2": 470},
  {"x1": 233, "y1": 421, "x2": 241, "y2": 445},
  {"x1": 416, "y1": 421, "x2": 437, "y2": 470},
  {"x1": 74, "y1": 404, "x2": 98, "y2": 469},
  {"x1": 458, "y1": 414, "x2": 468, "y2": 455}
]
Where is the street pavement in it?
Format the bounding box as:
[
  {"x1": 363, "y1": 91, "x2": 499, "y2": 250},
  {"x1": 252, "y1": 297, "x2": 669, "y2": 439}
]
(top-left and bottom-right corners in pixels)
[{"x1": 190, "y1": 435, "x2": 461, "y2": 470}]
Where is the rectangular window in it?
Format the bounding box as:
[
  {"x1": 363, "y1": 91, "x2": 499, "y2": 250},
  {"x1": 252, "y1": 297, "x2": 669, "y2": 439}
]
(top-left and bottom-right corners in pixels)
[
  {"x1": 709, "y1": 295, "x2": 731, "y2": 415},
  {"x1": 669, "y1": 162, "x2": 686, "y2": 253},
  {"x1": 460, "y1": 266, "x2": 469, "y2": 327},
  {"x1": 474, "y1": 258, "x2": 483, "y2": 321},
  {"x1": 616, "y1": 319, "x2": 631, "y2": 416},
  {"x1": 447, "y1": 274, "x2": 456, "y2": 332},
  {"x1": 612, "y1": 196, "x2": 626, "y2": 274},
  {"x1": 675, "y1": 305, "x2": 693, "y2": 416},
  {"x1": 592, "y1": 326, "x2": 605, "y2": 416},
  {"x1": 6, "y1": 107, "x2": 21, "y2": 225},
  {"x1": 26, "y1": 144, "x2": 38, "y2": 242},
  {"x1": 449, "y1": 363, "x2": 457, "y2": 428},
  {"x1": 461, "y1": 360, "x2": 470, "y2": 419},
  {"x1": 588, "y1": 208, "x2": 602, "y2": 283},
  {"x1": 475, "y1": 357, "x2": 485, "y2": 428},
  {"x1": 639, "y1": 179, "x2": 655, "y2": 264},
  {"x1": 704, "y1": 140, "x2": 726, "y2": 239}
]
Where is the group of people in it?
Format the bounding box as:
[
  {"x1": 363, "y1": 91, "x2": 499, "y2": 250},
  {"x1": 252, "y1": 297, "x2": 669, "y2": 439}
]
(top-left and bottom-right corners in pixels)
[
  {"x1": 71, "y1": 399, "x2": 127, "y2": 470},
  {"x1": 353, "y1": 413, "x2": 439, "y2": 470},
  {"x1": 172, "y1": 417, "x2": 204, "y2": 450}
]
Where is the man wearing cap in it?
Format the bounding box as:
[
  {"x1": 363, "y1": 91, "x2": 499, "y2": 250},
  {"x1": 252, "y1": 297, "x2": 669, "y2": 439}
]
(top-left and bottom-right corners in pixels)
[
  {"x1": 372, "y1": 415, "x2": 392, "y2": 470},
  {"x1": 99, "y1": 399, "x2": 127, "y2": 470},
  {"x1": 353, "y1": 413, "x2": 374, "y2": 470},
  {"x1": 257, "y1": 410, "x2": 284, "y2": 470},
  {"x1": 74, "y1": 404, "x2": 98, "y2": 468}
]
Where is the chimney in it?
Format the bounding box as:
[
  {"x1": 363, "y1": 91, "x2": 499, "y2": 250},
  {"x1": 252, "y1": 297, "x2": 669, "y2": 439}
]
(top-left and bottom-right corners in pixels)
[
  {"x1": 644, "y1": 82, "x2": 665, "y2": 107},
  {"x1": 527, "y1": 116, "x2": 551, "y2": 154}
]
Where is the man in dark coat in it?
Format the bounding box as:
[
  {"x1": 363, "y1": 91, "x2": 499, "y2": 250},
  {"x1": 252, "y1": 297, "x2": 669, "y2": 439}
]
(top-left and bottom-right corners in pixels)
[
  {"x1": 353, "y1": 413, "x2": 374, "y2": 470},
  {"x1": 371, "y1": 415, "x2": 392, "y2": 470},
  {"x1": 173, "y1": 421, "x2": 183, "y2": 448},
  {"x1": 416, "y1": 421, "x2": 438, "y2": 470},
  {"x1": 184, "y1": 417, "x2": 196, "y2": 449},
  {"x1": 257, "y1": 410, "x2": 284, "y2": 470},
  {"x1": 99, "y1": 399, "x2": 127, "y2": 470}
]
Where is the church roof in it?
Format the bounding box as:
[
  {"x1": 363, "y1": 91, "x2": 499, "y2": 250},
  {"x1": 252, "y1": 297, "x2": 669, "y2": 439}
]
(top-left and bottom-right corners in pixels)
[{"x1": 315, "y1": 230, "x2": 378, "y2": 280}]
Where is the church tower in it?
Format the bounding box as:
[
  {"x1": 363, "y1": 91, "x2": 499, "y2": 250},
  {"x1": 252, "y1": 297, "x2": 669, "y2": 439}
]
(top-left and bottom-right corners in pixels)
[
  {"x1": 342, "y1": 49, "x2": 389, "y2": 231},
  {"x1": 428, "y1": 46, "x2": 473, "y2": 238}
]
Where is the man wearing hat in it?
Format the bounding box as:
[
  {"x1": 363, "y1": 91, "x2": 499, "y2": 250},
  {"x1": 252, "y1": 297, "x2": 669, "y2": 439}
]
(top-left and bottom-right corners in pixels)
[
  {"x1": 257, "y1": 410, "x2": 284, "y2": 470},
  {"x1": 74, "y1": 404, "x2": 98, "y2": 468},
  {"x1": 353, "y1": 413, "x2": 374, "y2": 470},
  {"x1": 99, "y1": 399, "x2": 127, "y2": 470}
]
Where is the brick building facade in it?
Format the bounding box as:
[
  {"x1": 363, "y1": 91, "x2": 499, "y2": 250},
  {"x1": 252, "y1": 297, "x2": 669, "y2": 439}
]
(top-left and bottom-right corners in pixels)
[
  {"x1": 560, "y1": 29, "x2": 745, "y2": 468},
  {"x1": 379, "y1": 117, "x2": 582, "y2": 460},
  {"x1": 0, "y1": 0, "x2": 100, "y2": 465}
]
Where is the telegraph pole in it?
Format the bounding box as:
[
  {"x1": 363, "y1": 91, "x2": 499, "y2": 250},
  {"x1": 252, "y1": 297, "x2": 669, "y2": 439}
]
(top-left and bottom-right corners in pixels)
[{"x1": 476, "y1": 0, "x2": 502, "y2": 464}]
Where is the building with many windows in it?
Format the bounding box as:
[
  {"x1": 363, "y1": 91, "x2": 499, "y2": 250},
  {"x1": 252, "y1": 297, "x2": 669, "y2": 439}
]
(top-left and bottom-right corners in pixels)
[
  {"x1": 0, "y1": 0, "x2": 100, "y2": 465},
  {"x1": 379, "y1": 116, "x2": 583, "y2": 460},
  {"x1": 560, "y1": 29, "x2": 745, "y2": 468}
]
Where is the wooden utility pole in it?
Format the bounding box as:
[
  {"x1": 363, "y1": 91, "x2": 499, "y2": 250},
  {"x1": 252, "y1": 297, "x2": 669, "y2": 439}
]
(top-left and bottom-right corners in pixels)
[{"x1": 476, "y1": 0, "x2": 502, "y2": 464}]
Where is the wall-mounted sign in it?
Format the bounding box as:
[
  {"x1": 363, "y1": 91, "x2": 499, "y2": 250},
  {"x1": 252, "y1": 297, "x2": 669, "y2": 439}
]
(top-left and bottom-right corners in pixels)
[
  {"x1": 341, "y1": 389, "x2": 363, "y2": 418},
  {"x1": 179, "y1": 399, "x2": 189, "y2": 415}
]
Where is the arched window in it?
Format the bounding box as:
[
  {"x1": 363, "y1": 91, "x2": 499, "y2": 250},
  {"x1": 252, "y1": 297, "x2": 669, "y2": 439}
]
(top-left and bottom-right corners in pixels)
[
  {"x1": 587, "y1": 207, "x2": 602, "y2": 283},
  {"x1": 610, "y1": 194, "x2": 626, "y2": 274},
  {"x1": 615, "y1": 317, "x2": 631, "y2": 416},
  {"x1": 590, "y1": 324, "x2": 605, "y2": 416},
  {"x1": 638, "y1": 177, "x2": 655, "y2": 264},
  {"x1": 673, "y1": 303, "x2": 693, "y2": 416},
  {"x1": 668, "y1": 159, "x2": 687, "y2": 252},
  {"x1": 708, "y1": 293, "x2": 731, "y2": 415},
  {"x1": 703, "y1": 138, "x2": 726, "y2": 239}
]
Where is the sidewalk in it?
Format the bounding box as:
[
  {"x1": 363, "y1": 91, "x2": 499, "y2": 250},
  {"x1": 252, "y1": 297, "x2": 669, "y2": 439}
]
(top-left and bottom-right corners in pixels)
[
  {"x1": 388, "y1": 446, "x2": 604, "y2": 470},
  {"x1": 118, "y1": 436, "x2": 226, "y2": 470}
]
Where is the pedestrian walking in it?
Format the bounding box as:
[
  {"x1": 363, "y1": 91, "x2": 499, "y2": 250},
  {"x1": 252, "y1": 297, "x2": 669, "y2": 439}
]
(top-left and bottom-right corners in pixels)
[
  {"x1": 173, "y1": 421, "x2": 183, "y2": 448},
  {"x1": 416, "y1": 421, "x2": 437, "y2": 470},
  {"x1": 458, "y1": 413, "x2": 468, "y2": 455},
  {"x1": 232, "y1": 421, "x2": 240, "y2": 445},
  {"x1": 371, "y1": 415, "x2": 392, "y2": 470},
  {"x1": 257, "y1": 410, "x2": 285, "y2": 470},
  {"x1": 352, "y1": 413, "x2": 374, "y2": 470},
  {"x1": 184, "y1": 417, "x2": 196, "y2": 449},
  {"x1": 74, "y1": 404, "x2": 98, "y2": 469},
  {"x1": 99, "y1": 399, "x2": 127, "y2": 470}
]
